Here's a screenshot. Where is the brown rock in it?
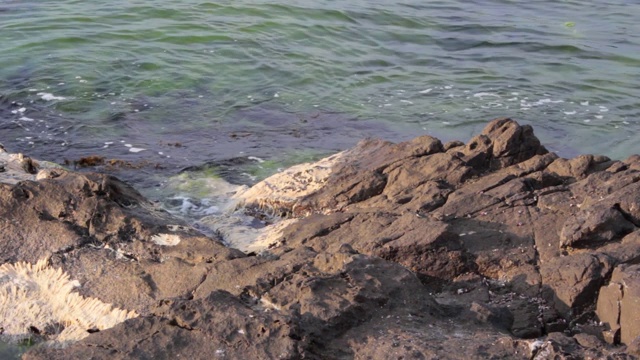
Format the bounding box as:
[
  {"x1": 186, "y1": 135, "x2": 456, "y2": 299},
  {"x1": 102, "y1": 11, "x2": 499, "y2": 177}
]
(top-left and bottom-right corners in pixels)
[
  {"x1": 24, "y1": 291, "x2": 302, "y2": 360},
  {"x1": 0, "y1": 170, "x2": 243, "y2": 316},
  {"x1": 597, "y1": 264, "x2": 640, "y2": 345},
  {"x1": 559, "y1": 204, "x2": 636, "y2": 249},
  {"x1": 547, "y1": 154, "x2": 614, "y2": 180},
  {"x1": 451, "y1": 117, "x2": 547, "y2": 172},
  {"x1": 541, "y1": 253, "x2": 612, "y2": 318},
  {"x1": 9, "y1": 118, "x2": 640, "y2": 359},
  {"x1": 597, "y1": 281, "x2": 623, "y2": 342}
]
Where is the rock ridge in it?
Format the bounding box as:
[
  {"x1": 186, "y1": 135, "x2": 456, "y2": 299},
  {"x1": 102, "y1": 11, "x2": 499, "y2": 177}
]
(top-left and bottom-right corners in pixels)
[{"x1": 1, "y1": 118, "x2": 638, "y2": 358}]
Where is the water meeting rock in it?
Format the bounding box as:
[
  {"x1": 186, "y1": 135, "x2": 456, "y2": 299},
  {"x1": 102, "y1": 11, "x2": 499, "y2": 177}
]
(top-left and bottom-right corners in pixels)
[{"x1": 4, "y1": 118, "x2": 640, "y2": 358}]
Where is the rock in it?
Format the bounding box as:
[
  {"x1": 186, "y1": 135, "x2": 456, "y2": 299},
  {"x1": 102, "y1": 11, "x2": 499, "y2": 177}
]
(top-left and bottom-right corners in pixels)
[
  {"x1": 0, "y1": 162, "x2": 243, "y2": 344},
  {"x1": 0, "y1": 259, "x2": 137, "y2": 344},
  {"x1": 547, "y1": 154, "x2": 614, "y2": 181},
  {"x1": 449, "y1": 117, "x2": 547, "y2": 172},
  {"x1": 4, "y1": 118, "x2": 640, "y2": 358},
  {"x1": 23, "y1": 291, "x2": 302, "y2": 360},
  {"x1": 597, "y1": 281, "x2": 623, "y2": 343},
  {"x1": 597, "y1": 264, "x2": 640, "y2": 345},
  {"x1": 540, "y1": 253, "x2": 612, "y2": 319},
  {"x1": 628, "y1": 336, "x2": 640, "y2": 357},
  {"x1": 529, "y1": 332, "x2": 618, "y2": 360},
  {"x1": 559, "y1": 204, "x2": 636, "y2": 248}
]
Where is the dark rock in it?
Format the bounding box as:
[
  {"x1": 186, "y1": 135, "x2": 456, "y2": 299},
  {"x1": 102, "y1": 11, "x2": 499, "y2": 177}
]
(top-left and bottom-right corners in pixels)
[{"x1": 509, "y1": 299, "x2": 543, "y2": 338}]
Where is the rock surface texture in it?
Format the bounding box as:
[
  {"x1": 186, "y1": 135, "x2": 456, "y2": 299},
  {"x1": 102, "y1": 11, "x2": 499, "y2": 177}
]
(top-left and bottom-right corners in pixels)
[{"x1": 2, "y1": 118, "x2": 639, "y2": 358}]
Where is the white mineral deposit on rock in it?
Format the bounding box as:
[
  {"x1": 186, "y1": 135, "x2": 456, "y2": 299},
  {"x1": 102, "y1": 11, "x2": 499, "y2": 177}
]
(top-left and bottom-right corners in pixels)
[
  {"x1": 0, "y1": 259, "x2": 138, "y2": 344},
  {"x1": 151, "y1": 233, "x2": 181, "y2": 246},
  {"x1": 234, "y1": 150, "x2": 345, "y2": 215}
]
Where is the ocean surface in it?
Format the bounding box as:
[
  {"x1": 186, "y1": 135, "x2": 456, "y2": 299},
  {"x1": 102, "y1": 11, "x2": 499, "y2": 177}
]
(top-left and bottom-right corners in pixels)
[
  {"x1": 0, "y1": 1, "x2": 639, "y2": 354},
  {"x1": 2, "y1": 1, "x2": 640, "y2": 189}
]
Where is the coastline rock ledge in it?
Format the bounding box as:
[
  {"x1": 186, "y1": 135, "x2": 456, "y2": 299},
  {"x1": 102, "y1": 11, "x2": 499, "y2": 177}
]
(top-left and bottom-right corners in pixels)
[{"x1": 2, "y1": 118, "x2": 640, "y2": 359}]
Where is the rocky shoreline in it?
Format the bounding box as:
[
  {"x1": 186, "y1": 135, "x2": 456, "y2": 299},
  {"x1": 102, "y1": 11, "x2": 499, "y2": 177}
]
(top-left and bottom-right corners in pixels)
[{"x1": 1, "y1": 118, "x2": 639, "y2": 359}]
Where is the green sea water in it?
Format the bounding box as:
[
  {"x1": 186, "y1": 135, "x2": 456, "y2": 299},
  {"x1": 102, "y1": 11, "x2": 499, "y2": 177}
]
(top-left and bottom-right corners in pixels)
[
  {"x1": 1, "y1": 1, "x2": 639, "y2": 355},
  {"x1": 1, "y1": 1, "x2": 639, "y2": 179}
]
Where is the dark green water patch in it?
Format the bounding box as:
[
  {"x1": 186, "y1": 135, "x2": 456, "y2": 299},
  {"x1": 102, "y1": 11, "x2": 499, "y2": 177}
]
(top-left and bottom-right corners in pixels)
[{"x1": 0, "y1": 0, "x2": 639, "y2": 194}]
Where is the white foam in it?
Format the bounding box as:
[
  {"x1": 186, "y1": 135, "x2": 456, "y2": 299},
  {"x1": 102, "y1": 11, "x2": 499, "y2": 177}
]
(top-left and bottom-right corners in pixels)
[
  {"x1": 580, "y1": 101, "x2": 589, "y2": 106},
  {"x1": 563, "y1": 111, "x2": 576, "y2": 115},
  {"x1": 473, "y1": 92, "x2": 500, "y2": 98},
  {"x1": 400, "y1": 100, "x2": 413, "y2": 104},
  {"x1": 124, "y1": 144, "x2": 132, "y2": 147},
  {"x1": 19, "y1": 116, "x2": 34, "y2": 122},
  {"x1": 595, "y1": 115, "x2": 604, "y2": 119},
  {"x1": 11, "y1": 107, "x2": 26, "y2": 114},
  {"x1": 520, "y1": 98, "x2": 565, "y2": 108},
  {"x1": 599, "y1": 106, "x2": 609, "y2": 112},
  {"x1": 532, "y1": 98, "x2": 563, "y2": 105},
  {"x1": 129, "y1": 147, "x2": 145, "y2": 153},
  {"x1": 37, "y1": 92, "x2": 66, "y2": 101},
  {"x1": 419, "y1": 88, "x2": 433, "y2": 94},
  {"x1": 247, "y1": 156, "x2": 265, "y2": 163}
]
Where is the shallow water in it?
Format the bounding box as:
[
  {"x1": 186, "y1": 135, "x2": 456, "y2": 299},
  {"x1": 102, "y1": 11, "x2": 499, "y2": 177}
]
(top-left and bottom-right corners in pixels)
[
  {"x1": 1, "y1": 1, "x2": 640, "y2": 219},
  {"x1": 0, "y1": 3, "x2": 639, "y2": 355}
]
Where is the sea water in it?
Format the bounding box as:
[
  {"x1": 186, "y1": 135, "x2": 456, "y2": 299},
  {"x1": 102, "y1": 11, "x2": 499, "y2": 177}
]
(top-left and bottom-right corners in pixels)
[
  {"x1": 1, "y1": 1, "x2": 639, "y2": 355},
  {"x1": 1, "y1": 0, "x2": 639, "y2": 251}
]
